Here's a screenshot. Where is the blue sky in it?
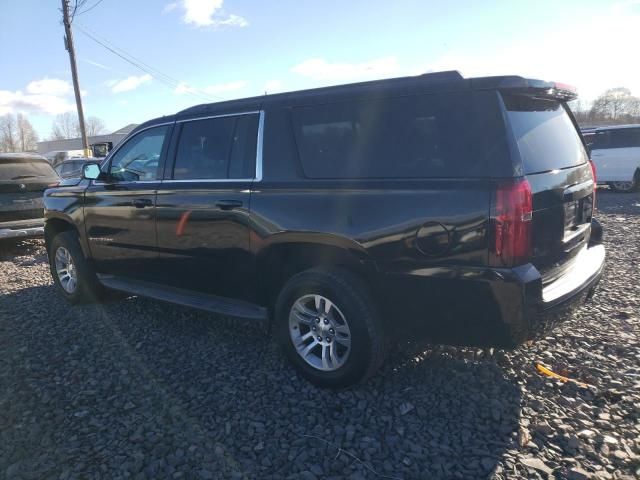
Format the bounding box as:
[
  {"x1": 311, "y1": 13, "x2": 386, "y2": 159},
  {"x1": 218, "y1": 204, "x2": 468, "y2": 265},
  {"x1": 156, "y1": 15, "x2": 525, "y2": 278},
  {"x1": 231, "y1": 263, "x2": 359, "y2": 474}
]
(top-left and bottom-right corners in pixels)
[{"x1": 1, "y1": 0, "x2": 639, "y2": 139}]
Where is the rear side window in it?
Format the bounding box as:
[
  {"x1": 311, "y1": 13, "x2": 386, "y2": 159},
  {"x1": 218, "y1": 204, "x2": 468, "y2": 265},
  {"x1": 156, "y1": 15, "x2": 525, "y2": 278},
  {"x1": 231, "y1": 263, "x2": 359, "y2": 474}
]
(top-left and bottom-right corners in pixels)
[
  {"x1": 0, "y1": 159, "x2": 57, "y2": 181},
  {"x1": 503, "y1": 95, "x2": 587, "y2": 174},
  {"x1": 172, "y1": 114, "x2": 258, "y2": 180},
  {"x1": 291, "y1": 93, "x2": 478, "y2": 179},
  {"x1": 593, "y1": 128, "x2": 640, "y2": 150}
]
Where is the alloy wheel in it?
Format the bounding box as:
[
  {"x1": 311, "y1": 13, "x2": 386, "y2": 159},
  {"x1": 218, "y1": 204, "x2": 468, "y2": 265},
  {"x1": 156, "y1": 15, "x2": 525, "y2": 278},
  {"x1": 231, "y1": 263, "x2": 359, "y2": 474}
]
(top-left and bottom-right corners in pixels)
[
  {"x1": 289, "y1": 294, "x2": 352, "y2": 371},
  {"x1": 54, "y1": 246, "x2": 78, "y2": 294}
]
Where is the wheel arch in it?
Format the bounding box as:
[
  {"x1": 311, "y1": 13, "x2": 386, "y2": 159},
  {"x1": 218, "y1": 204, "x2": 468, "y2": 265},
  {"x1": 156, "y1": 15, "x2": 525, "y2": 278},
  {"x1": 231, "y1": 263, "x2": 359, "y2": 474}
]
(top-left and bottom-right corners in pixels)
[
  {"x1": 256, "y1": 236, "x2": 377, "y2": 308},
  {"x1": 44, "y1": 217, "x2": 86, "y2": 256}
]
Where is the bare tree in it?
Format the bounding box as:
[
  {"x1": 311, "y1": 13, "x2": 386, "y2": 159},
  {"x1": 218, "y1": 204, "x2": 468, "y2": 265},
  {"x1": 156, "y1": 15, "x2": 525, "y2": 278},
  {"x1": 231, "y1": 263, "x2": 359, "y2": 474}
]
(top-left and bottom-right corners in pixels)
[
  {"x1": 589, "y1": 88, "x2": 640, "y2": 123},
  {"x1": 50, "y1": 112, "x2": 80, "y2": 140},
  {"x1": 0, "y1": 114, "x2": 18, "y2": 152},
  {"x1": 85, "y1": 116, "x2": 107, "y2": 136},
  {"x1": 16, "y1": 114, "x2": 39, "y2": 152},
  {"x1": 50, "y1": 113, "x2": 107, "y2": 139}
]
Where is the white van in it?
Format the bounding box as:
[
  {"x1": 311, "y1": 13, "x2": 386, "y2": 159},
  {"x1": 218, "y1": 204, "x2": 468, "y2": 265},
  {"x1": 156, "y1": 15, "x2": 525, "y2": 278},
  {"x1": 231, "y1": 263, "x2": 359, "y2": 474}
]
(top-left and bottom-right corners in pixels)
[{"x1": 590, "y1": 125, "x2": 640, "y2": 192}]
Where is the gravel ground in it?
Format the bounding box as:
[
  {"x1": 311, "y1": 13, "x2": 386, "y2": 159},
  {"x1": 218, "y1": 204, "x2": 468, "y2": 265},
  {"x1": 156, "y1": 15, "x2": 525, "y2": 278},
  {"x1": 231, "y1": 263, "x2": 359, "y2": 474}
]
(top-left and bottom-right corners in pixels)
[{"x1": 1, "y1": 190, "x2": 639, "y2": 480}]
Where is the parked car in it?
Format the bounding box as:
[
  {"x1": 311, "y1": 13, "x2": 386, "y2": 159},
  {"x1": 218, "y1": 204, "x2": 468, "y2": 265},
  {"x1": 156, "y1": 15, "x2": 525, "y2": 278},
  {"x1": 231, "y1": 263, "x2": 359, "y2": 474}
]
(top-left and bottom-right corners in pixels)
[
  {"x1": 43, "y1": 71, "x2": 605, "y2": 387},
  {"x1": 54, "y1": 159, "x2": 93, "y2": 179},
  {"x1": 43, "y1": 150, "x2": 85, "y2": 168},
  {"x1": 589, "y1": 124, "x2": 640, "y2": 192},
  {"x1": 1, "y1": 153, "x2": 59, "y2": 240}
]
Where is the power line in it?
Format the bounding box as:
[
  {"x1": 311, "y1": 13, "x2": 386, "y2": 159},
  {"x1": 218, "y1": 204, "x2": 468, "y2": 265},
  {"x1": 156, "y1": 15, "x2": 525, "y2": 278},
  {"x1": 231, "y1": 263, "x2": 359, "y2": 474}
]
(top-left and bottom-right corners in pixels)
[
  {"x1": 75, "y1": 23, "x2": 220, "y2": 103},
  {"x1": 75, "y1": 23, "x2": 213, "y2": 101},
  {"x1": 75, "y1": 0, "x2": 106, "y2": 16}
]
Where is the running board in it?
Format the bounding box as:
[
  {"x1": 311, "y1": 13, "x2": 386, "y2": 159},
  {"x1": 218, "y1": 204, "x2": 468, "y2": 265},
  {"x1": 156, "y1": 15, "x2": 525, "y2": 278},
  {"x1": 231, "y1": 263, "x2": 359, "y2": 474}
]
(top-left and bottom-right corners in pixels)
[{"x1": 96, "y1": 274, "x2": 268, "y2": 321}]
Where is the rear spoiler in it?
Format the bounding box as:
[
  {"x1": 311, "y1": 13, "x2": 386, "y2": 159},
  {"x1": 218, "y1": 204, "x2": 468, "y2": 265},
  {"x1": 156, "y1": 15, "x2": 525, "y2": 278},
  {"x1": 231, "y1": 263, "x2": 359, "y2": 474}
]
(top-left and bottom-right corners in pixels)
[{"x1": 471, "y1": 76, "x2": 577, "y2": 101}]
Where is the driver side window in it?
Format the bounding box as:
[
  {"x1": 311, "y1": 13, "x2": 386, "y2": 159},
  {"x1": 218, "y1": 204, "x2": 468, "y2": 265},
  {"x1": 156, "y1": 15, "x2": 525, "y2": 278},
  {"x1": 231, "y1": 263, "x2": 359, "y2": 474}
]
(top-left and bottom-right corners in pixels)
[{"x1": 109, "y1": 125, "x2": 169, "y2": 182}]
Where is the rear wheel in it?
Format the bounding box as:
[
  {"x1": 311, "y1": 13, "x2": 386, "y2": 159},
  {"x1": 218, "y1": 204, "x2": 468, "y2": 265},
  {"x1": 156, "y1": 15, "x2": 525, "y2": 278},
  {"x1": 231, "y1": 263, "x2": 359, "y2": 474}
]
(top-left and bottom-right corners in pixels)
[
  {"x1": 275, "y1": 267, "x2": 385, "y2": 388},
  {"x1": 609, "y1": 180, "x2": 637, "y2": 193},
  {"x1": 49, "y1": 231, "x2": 103, "y2": 304}
]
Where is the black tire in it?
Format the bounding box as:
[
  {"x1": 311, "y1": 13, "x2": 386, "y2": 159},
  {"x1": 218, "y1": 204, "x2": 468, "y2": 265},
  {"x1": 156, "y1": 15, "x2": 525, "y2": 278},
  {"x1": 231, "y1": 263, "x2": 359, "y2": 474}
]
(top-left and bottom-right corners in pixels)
[
  {"x1": 609, "y1": 178, "x2": 638, "y2": 193},
  {"x1": 48, "y1": 230, "x2": 103, "y2": 304},
  {"x1": 274, "y1": 267, "x2": 385, "y2": 388}
]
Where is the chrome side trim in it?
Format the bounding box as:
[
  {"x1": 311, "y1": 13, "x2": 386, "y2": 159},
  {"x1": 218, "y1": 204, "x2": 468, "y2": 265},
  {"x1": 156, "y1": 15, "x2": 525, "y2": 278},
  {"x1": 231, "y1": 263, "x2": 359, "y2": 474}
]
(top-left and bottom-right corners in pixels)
[
  {"x1": 255, "y1": 110, "x2": 265, "y2": 182},
  {"x1": 160, "y1": 179, "x2": 254, "y2": 184},
  {"x1": 95, "y1": 111, "x2": 264, "y2": 186},
  {"x1": 93, "y1": 180, "x2": 159, "y2": 186},
  {"x1": 176, "y1": 111, "x2": 260, "y2": 123}
]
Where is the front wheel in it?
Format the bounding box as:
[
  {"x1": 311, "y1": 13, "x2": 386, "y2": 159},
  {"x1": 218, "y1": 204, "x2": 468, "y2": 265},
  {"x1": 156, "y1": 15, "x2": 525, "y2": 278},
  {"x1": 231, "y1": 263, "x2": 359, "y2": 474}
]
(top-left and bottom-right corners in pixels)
[
  {"x1": 275, "y1": 267, "x2": 385, "y2": 388},
  {"x1": 49, "y1": 231, "x2": 103, "y2": 304}
]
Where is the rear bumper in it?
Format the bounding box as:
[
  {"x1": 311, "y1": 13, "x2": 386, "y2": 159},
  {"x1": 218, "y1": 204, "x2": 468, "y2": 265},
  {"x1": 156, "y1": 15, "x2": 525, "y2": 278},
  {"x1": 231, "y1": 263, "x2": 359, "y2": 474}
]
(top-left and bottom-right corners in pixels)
[
  {"x1": 0, "y1": 218, "x2": 45, "y2": 240},
  {"x1": 515, "y1": 243, "x2": 605, "y2": 343},
  {"x1": 376, "y1": 243, "x2": 605, "y2": 348}
]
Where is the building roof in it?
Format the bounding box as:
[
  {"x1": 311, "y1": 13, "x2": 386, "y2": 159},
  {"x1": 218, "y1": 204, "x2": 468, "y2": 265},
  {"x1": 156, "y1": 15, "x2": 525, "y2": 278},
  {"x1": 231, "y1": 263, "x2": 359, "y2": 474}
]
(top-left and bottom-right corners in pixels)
[{"x1": 111, "y1": 123, "x2": 139, "y2": 135}]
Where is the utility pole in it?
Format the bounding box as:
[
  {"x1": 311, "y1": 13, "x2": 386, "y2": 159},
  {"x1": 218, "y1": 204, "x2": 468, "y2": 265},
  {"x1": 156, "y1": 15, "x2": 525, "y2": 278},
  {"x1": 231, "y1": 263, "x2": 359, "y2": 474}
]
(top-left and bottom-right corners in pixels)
[{"x1": 61, "y1": 0, "x2": 90, "y2": 157}]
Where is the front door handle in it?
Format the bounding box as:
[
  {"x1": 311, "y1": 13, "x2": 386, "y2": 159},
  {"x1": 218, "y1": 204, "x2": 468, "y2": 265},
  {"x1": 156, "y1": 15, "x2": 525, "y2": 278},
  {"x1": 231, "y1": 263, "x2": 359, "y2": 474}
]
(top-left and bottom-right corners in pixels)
[
  {"x1": 216, "y1": 199, "x2": 243, "y2": 210},
  {"x1": 132, "y1": 198, "x2": 153, "y2": 208}
]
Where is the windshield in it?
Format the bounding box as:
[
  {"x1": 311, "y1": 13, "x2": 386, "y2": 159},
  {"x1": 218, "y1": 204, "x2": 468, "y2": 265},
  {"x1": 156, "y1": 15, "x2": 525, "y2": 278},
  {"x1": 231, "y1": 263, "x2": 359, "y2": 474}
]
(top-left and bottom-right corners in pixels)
[
  {"x1": 0, "y1": 160, "x2": 58, "y2": 181},
  {"x1": 503, "y1": 94, "x2": 587, "y2": 174}
]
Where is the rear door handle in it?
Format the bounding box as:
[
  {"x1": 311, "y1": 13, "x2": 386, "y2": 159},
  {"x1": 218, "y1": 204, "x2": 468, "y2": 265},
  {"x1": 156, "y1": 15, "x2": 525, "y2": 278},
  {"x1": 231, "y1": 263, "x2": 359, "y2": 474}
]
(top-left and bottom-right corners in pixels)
[
  {"x1": 132, "y1": 198, "x2": 153, "y2": 208},
  {"x1": 215, "y1": 199, "x2": 243, "y2": 210}
]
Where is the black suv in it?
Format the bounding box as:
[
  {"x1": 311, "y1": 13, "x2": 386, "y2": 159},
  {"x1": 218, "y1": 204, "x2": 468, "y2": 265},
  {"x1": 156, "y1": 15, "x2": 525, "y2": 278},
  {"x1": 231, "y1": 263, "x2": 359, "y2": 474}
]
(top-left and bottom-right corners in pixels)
[
  {"x1": 1, "y1": 153, "x2": 58, "y2": 241},
  {"x1": 44, "y1": 71, "x2": 605, "y2": 387}
]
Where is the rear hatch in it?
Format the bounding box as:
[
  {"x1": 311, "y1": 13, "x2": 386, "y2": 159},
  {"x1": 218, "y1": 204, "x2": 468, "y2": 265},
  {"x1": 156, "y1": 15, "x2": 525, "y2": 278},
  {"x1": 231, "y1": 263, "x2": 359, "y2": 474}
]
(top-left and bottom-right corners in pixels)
[
  {"x1": 502, "y1": 92, "x2": 594, "y2": 283},
  {"x1": 0, "y1": 158, "x2": 59, "y2": 223}
]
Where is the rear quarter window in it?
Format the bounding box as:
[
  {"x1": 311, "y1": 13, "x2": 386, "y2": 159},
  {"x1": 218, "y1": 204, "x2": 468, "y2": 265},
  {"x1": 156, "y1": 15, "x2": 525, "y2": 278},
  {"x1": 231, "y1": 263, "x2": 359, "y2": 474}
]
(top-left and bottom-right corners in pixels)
[
  {"x1": 503, "y1": 95, "x2": 587, "y2": 174},
  {"x1": 291, "y1": 92, "x2": 483, "y2": 179}
]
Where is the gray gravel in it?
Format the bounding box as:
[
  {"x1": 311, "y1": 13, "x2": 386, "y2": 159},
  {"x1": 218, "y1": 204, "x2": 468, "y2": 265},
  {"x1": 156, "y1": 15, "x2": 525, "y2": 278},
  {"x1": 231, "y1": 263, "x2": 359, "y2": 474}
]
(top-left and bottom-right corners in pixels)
[{"x1": 1, "y1": 189, "x2": 639, "y2": 480}]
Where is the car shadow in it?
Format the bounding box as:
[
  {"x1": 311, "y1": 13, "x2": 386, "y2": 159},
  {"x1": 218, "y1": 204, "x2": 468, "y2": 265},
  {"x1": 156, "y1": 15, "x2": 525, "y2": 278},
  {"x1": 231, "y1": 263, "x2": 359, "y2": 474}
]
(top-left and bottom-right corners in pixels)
[{"x1": 1, "y1": 284, "x2": 521, "y2": 479}]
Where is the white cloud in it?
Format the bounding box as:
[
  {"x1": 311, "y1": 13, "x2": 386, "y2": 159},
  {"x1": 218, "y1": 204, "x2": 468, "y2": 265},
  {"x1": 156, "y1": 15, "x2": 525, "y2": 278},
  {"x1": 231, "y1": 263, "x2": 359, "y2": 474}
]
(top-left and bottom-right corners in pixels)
[
  {"x1": 109, "y1": 74, "x2": 153, "y2": 93},
  {"x1": 407, "y1": 6, "x2": 640, "y2": 103},
  {"x1": 291, "y1": 56, "x2": 400, "y2": 83},
  {"x1": 0, "y1": 78, "x2": 75, "y2": 116},
  {"x1": 175, "y1": 80, "x2": 247, "y2": 97},
  {"x1": 164, "y1": 0, "x2": 248, "y2": 28},
  {"x1": 25, "y1": 78, "x2": 72, "y2": 96}
]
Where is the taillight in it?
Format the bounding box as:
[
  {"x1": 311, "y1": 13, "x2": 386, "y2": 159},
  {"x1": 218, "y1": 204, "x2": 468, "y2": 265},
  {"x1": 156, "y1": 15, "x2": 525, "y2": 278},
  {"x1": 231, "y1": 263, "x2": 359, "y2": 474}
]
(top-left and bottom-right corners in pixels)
[{"x1": 490, "y1": 179, "x2": 533, "y2": 267}]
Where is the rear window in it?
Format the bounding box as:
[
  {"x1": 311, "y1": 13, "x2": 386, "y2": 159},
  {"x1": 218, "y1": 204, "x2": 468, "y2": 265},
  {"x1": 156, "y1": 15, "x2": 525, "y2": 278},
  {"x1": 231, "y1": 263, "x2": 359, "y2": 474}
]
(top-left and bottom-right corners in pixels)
[
  {"x1": 0, "y1": 159, "x2": 58, "y2": 181},
  {"x1": 291, "y1": 93, "x2": 480, "y2": 179},
  {"x1": 593, "y1": 128, "x2": 640, "y2": 150},
  {"x1": 503, "y1": 95, "x2": 587, "y2": 174}
]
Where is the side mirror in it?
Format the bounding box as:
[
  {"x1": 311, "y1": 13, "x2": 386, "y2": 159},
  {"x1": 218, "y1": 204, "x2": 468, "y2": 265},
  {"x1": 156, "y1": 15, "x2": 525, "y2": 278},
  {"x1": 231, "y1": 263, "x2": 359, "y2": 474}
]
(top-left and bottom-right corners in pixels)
[{"x1": 82, "y1": 163, "x2": 103, "y2": 180}]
